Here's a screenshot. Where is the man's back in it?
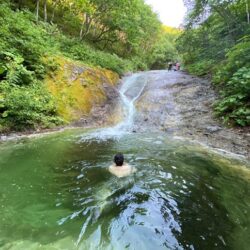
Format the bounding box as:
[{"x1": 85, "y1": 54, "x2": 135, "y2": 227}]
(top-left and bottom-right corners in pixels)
[{"x1": 109, "y1": 163, "x2": 136, "y2": 178}]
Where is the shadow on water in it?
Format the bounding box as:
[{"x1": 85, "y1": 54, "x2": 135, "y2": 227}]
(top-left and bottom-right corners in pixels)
[{"x1": 0, "y1": 72, "x2": 250, "y2": 249}]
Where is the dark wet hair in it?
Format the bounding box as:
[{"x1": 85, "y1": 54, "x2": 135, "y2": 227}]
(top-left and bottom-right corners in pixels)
[{"x1": 114, "y1": 153, "x2": 124, "y2": 166}]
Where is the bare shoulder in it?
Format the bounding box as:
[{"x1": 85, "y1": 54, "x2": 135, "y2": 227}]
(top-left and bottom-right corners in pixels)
[
  {"x1": 108, "y1": 163, "x2": 136, "y2": 178},
  {"x1": 122, "y1": 163, "x2": 137, "y2": 174}
]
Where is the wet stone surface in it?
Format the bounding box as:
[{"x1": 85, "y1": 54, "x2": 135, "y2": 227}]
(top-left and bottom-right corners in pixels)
[{"x1": 133, "y1": 70, "x2": 250, "y2": 159}]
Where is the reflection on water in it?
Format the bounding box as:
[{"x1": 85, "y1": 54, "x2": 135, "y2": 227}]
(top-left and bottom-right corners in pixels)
[{"x1": 0, "y1": 131, "x2": 249, "y2": 250}]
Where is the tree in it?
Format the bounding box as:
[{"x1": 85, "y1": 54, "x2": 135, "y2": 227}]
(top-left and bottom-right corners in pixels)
[
  {"x1": 44, "y1": 0, "x2": 47, "y2": 22},
  {"x1": 177, "y1": 0, "x2": 250, "y2": 126},
  {"x1": 246, "y1": 0, "x2": 250, "y2": 24},
  {"x1": 36, "y1": 0, "x2": 40, "y2": 23}
]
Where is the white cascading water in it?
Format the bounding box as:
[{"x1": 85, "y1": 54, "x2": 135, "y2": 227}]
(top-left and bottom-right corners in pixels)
[{"x1": 80, "y1": 73, "x2": 147, "y2": 141}]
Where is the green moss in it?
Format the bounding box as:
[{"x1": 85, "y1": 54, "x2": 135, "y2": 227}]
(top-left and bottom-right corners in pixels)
[{"x1": 44, "y1": 56, "x2": 119, "y2": 122}]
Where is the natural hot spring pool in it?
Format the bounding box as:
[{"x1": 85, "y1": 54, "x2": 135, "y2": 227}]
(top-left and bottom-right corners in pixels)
[{"x1": 0, "y1": 129, "x2": 249, "y2": 249}]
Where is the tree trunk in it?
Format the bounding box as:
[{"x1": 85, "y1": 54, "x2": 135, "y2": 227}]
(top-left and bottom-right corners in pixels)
[
  {"x1": 44, "y1": 0, "x2": 47, "y2": 22},
  {"x1": 36, "y1": 0, "x2": 40, "y2": 23},
  {"x1": 92, "y1": 27, "x2": 112, "y2": 43},
  {"x1": 80, "y1": 14, "x2": 92, "y2": 40},
  {"x1": 79, "y1": 19, "x2": 85, "y2": 39},
  {"x1": 246, "y1": 0, "x2": 250, "y2": 24},
  {"x1": 51, "y1": 6, "x2": 55, "y2": 23},
  {"x1": 50, "y1": 0, "x2": 59, "y2": 24},
  {"x1": 18, "y1": 0, "x2": 23, "y2": 9}
]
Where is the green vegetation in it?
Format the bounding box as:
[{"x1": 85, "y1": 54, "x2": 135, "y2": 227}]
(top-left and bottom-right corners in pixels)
[
  {"x1": 0, "y1": 4, "x2": 61, "y2": 131},
  {"x1": 0, "y1": 81, "x2": 62, "y2": 131},
  {"x1": 0, "y1": 0, "x2": 179, "y2": 132},
  {"x1": 177, "y1": 0, "x2": 250, "y2": 126}
]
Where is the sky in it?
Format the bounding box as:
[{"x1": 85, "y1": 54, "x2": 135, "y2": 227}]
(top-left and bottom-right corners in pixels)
[{"x1": 145, "y1": 0, "x2": 187, "y2": 27}]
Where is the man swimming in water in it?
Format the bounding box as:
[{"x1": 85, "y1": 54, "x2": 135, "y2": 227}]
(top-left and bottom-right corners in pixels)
[{"x1": 109, "y1": 153, "x2": 136, "y2": 178}]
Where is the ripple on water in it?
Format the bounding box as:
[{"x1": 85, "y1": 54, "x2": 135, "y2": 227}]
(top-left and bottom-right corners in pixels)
[{"x1": 0, "y1": 121, "x2": 249, "y2": 248}]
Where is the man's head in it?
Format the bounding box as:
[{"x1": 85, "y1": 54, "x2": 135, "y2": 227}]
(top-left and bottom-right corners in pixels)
[{"x1": 114, "y1": 153, "x2": 124, "y2": 166}]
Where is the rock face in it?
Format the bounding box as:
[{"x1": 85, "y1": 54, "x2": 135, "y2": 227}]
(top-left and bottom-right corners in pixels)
[
  {"x1": 133, "y1": 71, "x2": 250, "y2": 159},
  {"x1": 45, "y1": 56, "x2": 119, "y2": 124},
  {"x1": 73, "y1": 82, "x2": 120, "y2": 127}
]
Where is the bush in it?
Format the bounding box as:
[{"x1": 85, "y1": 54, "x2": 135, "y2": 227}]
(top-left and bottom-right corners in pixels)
[
  {"x1": 0, "y1": 83, "x2": 63, "y2": 131},
  {"x1": 214, "y1": 67, "x2": 250, "y2": 126},
  {"x1": 213, "y1": 37, "x2": 250, "y2": 84},
  {"x1": 59, "y1": 36, "x2": 133, "y2": 75},
  {"x1": 0, "y1": 4, "x2": 55, "y2": 79},
  {"x1": 0, "y1": 52, "x2": 36, "y2": 86},
  {"x1": 212, "y1": 37, "x2": 250, "y2": 126},
  {"x1": 186, "y1": 60, "x2": 215, "y2": 76}
]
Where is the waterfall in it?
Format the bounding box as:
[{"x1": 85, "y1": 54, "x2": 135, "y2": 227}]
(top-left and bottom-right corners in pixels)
[{"x1": 80, "y1": 73, "x2": 147, "y2": 141}]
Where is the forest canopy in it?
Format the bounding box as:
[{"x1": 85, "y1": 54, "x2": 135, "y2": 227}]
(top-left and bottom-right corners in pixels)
[{"x1": 8, "y1": 0, "x2": 179, "y2": 70}]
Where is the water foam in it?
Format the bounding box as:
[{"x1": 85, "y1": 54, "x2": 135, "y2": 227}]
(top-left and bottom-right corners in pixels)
[{"x1": 80, "y1": 73, "x2": 147, "y2": 141}]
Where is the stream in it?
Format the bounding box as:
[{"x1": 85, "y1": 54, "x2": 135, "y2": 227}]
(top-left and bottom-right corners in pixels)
[{"x1": 0, "y1": 72, "x2": 249, "y2": 250}]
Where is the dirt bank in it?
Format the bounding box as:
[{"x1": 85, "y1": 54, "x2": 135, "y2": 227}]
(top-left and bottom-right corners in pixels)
[{"x1": 135, "y1": 70, "x2": 250, "y2": 159}]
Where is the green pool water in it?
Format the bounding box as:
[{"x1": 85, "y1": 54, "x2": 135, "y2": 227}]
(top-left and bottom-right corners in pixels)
[{"x1": 0, "y1": 129, "x2": 249, "y2": 250}]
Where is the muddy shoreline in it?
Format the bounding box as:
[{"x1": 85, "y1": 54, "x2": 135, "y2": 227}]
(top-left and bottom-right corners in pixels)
[{"x1": 1, "y1": 71, "x2": 249, "y2": 160}]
